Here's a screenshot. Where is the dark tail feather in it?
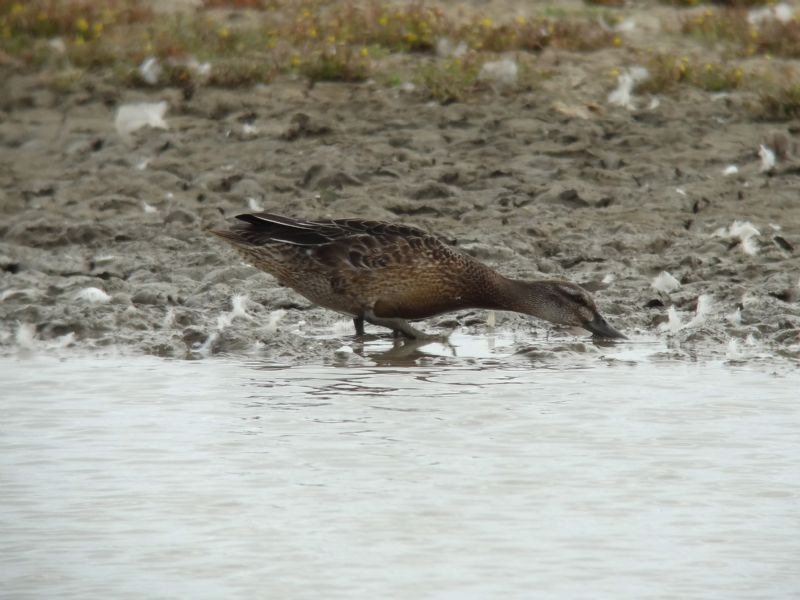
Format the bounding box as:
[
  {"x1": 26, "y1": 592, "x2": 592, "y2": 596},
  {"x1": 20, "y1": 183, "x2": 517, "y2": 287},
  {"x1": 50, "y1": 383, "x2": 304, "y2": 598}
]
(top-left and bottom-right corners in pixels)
[
  {"x1": 227, "y1": 213, "x2": 331, "y2": 246},
  {"x1": 209, "y1": 214, "x2": 330, "y2": 247},
  {"x1": 235, "y1": 212, "x2": 316, "y2": 229}
]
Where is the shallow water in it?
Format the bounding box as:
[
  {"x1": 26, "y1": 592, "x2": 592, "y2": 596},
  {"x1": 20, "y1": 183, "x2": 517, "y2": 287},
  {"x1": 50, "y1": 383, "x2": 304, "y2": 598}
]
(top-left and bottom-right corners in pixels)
[{"x1": 2, "y1": 335, "x2": 799, "y2": 599}]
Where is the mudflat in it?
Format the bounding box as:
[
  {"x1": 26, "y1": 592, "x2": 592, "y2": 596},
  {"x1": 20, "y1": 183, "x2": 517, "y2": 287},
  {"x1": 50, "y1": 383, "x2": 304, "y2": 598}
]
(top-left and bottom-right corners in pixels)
[{"x1": 1, "y1": 1, "x2": 798, "y2": 361}]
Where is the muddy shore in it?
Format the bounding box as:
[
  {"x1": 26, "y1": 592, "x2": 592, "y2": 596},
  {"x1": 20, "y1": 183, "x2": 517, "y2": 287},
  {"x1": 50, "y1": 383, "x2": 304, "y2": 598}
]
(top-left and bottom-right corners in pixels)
[{"x1": 1, "y1": 12, "x2": 799, "y2": 363}]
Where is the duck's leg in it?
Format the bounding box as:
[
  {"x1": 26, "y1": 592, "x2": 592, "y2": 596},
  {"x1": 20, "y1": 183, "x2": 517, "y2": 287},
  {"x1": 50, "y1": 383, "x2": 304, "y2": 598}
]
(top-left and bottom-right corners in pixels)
[
  {"x1": 353, "y1": 316, "x2": 365, "y2": 336},
  {"x1": 365, "y1": 312, "x2": 444, "y2": 340}
]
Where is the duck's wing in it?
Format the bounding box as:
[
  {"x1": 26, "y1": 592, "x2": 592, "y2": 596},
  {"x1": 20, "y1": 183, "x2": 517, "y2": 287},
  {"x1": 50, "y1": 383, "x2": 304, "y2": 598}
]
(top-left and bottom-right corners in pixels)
[
  {"x1": 230, "y1": 212, "x2": 433, "y2": 246},
  {"x1": 211, "y1": 212, "x2": 462, "y2": 272}
]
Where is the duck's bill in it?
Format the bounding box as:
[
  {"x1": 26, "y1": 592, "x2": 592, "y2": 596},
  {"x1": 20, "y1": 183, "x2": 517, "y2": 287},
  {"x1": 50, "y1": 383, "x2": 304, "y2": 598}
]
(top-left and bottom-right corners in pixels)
[{"x1": 584, "y1": 314, "x2": 627, "y2": 339}]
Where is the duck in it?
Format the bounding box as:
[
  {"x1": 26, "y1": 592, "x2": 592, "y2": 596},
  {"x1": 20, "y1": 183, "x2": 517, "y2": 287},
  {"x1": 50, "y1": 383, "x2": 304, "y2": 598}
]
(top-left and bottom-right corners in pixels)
[{"x1": 210, "y1": 212, "x2": 626, "y2": 340}]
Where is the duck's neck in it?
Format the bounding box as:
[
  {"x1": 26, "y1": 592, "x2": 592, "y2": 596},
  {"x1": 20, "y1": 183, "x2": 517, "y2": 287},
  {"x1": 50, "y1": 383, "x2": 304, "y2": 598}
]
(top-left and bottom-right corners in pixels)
[{"x1": 476, "y1": 273, "x2": 548, "y2": 319}]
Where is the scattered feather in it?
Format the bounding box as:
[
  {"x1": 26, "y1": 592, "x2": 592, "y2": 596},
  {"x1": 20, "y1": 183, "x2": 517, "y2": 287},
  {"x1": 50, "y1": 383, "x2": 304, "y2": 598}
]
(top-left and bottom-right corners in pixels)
[
  {"x1": 436, "y1": 38, "x2": 467, "y2": 58},
  {"x1": 741, "y1": 237, "x2": 759, "y2": 256},
  {"x1": 115, "y1": 101, "x2": 168, "y2": 139},
  {"x1": 195, "y1": 331, "x2": 218, "y2": 357},
  {"x1": 723, "y1": 165, "x2": 739, "y2": 176},
  {"x1": 247, "y1": 197, "x2": 264, "y2": 211},
  {"x1": 242, "y1": 123, "x2": 258, "y2": 136},
  {"x1": 651, "y1": 271, "x2": 681, "y2": 293},
  {"x1": 615, "y1": 18, "x2": 636, "y2": 33},
  {"x1": 51, "y1": 332, "x2": 76, "y2": 349},
  {"x1": 759, "y1": 144, "x2": 776, "y2": 173},
  {"x1": 142, "y1": 201, "x2": 158, "y2": 213},
  {"x1": 335, "y1": 345, "x2": 354, "y2": 355},
  {"x1": 15, "y1": 322, "x2": 37, "y2": 350},
  {"x1": 48, "y1": 38, "x2": 66, "y2": 54},
  {"x1": 675, "y1": 187, "x2": 687, "y2": 196},
  {"x1": 138, "y1": 57, "x2": 161, "y2": 85},
  {"x1": 186, "y1": 58, "x2": 211, "y2": 81},
  {"x1": 685, "y1": 294, "x2": 712, "y2": 328},
  {"x1": 608, "y1": 73, "x2": 635, "y2": 109},
  {"x1": 726, "y1": 306, "x2": 742, "y2": 325},
  {"x1": 162, "y1": 307, "x2": 176, "y2": 329},
  {"x1": 715, "y1": 220, "x2": 761, "y2": 255},
  {"x1": 478, "y1": 58, "x2": 518, "y2": 87},
  {"x1": 661, "y1": 306, "x2": 682, "y2": 333},
  {"x1": 265, "y1": 309, "x2": 286, "y2": 333},
  {"x1": 725, "y1": 339, "x2": 743, "y2": 360},
  {"x1": 647, "y1": 97, "x2": 660, "y2": 110},
  {"x1": 1, "y1": 288, "x2": 36, "y2": 302},
  {"x1": 75, "y1": 287, "x2": 111, "y2": 304},
  {"x1": 602, "y1": 273, "x2": 616, "y2": 284},
  {"x1": 552, "y1": 101, "x2": 592, "y2": 120},
  {"x1": 608, "y1": 68, "x2": 649, "y2": 110},
  {"x1": 748, "y1": 3, "x2": 794, "y2": 24},
  {"x1": 216, "y1": 294, "x2": 252, "y2": 329},
  {"x1": 729, "y1": 220, "x2": 761, "y2": 240}
]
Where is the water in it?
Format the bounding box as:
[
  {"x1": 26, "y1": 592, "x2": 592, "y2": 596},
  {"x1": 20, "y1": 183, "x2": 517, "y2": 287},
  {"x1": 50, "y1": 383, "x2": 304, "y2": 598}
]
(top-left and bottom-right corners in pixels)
[{"x1": 2, "y1": 335, "x2": 799, "y2": 599}]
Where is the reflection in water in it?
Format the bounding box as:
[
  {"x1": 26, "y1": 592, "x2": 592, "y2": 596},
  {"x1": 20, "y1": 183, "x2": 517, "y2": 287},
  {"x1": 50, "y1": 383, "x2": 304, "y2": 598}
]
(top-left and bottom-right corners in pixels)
[{"x1": 1, "y1": 343, "x2": 799, "y2": 599}]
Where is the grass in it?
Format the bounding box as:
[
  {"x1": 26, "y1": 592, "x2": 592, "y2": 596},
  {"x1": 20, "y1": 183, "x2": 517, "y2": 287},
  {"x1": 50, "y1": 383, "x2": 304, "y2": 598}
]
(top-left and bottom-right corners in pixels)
[
  {"x1": 0, "y1": 0, "x2": 798, "y2": 118},
  {"x1": 755, "y1": 80, "x2": 800, "y2": 120},
  {"x1": 297, "y1": 43, "x2": 372, "y2": 82},
  {"x1": 1, "y1": 0, "x2": 619, "y2": 87},
  {"x1": 680, "y1": 7, "x2": 800, "y2": 58},
  {"x1": 414, "y1": 54, "x2": 484, "y2": 103},
  {"x1": 661, "y1": 0, "x2": 771, "y2": 6},
  {"x1": 637, "y1": 53, "x2": 745, "y2": 93}
]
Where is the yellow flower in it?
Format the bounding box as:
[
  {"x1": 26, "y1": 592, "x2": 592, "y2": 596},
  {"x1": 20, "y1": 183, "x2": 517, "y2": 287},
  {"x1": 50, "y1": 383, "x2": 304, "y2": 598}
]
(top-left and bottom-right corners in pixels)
[
  {"x1": 705, "y1": 63, "x2": 712, "y2": 71},
  {"x1": 378, "y1": 15, "x2": 388, "y2": 27},
  {"x1": 750, "y1": 29, "x2": 758, "y2": 39},
  {"x1": 302, "y1": 8, "x2": 310, "y2": 18},
  {"x1": 10, "y1": 3, "x2": 23, "y2": 16},
  {"x1": 734, "y1": 68, "x2": 743, "y2": 79},
  {"x1": 93, "y1": 22, "x2": 103, "y2": 36},
  {"x1": 481, "y1": 17, "x2": 493, "y2": 28},
  {"x1": 308, "y1": 27, "x2": 318, "y2": 38},
  {"x1": 76, "y1": 17, "x2": 89, "y2": 32},
  {"x1": 218, "y1": 27, "x2": 230, "y2": 39},
  {"x1": 609, "y1": 67, "x2": 620, "y2": 77},
  {"x1": 405, "y1": 32, "x2": 418, "y2": 43},
  {"x1": 327, "y1": 34, "x2": 335, "y2": 43},
  {"x1": 515, "y1": 15, "x2": 526, "y2": 26},
  {"x1": 612, "y1": 35, "x2": 622, "y2": 47},
  {"x1": 360, "y1": 47, "x2": 369, "y2": 57},
  {"x1": 75, "y1": 35, "x2": 85, "y2": 46},
  {"x1": 291, "y1": 55, "x2": 301, "y2": 67}
]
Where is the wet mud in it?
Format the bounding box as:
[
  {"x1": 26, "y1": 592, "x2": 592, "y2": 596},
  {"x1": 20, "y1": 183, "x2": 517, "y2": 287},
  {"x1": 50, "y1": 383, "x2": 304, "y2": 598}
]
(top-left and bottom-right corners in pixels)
[{"x1": 1, "y1": 40, "x2": 798, "y2": 362}]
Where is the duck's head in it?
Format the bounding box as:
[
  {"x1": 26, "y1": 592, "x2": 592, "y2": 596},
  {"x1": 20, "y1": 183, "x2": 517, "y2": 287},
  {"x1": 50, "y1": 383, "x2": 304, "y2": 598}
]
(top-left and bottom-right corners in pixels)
[{"x1": 518, "y1": 280, "x2": 627, "y2": 339}]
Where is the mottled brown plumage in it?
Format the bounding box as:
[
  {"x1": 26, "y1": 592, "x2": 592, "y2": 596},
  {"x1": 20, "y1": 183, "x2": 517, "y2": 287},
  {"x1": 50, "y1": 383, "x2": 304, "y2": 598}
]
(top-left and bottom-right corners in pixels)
[{"x1": 210, "y1": 213, "x2": 626, "y2": 339}]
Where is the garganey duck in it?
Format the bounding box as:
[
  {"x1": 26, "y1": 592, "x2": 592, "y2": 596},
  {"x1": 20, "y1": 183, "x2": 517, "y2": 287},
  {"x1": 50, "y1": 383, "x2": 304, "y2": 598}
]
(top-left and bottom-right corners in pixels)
[{"x1": 211, "y1": 212, "x2": 626, "y2": 340}]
